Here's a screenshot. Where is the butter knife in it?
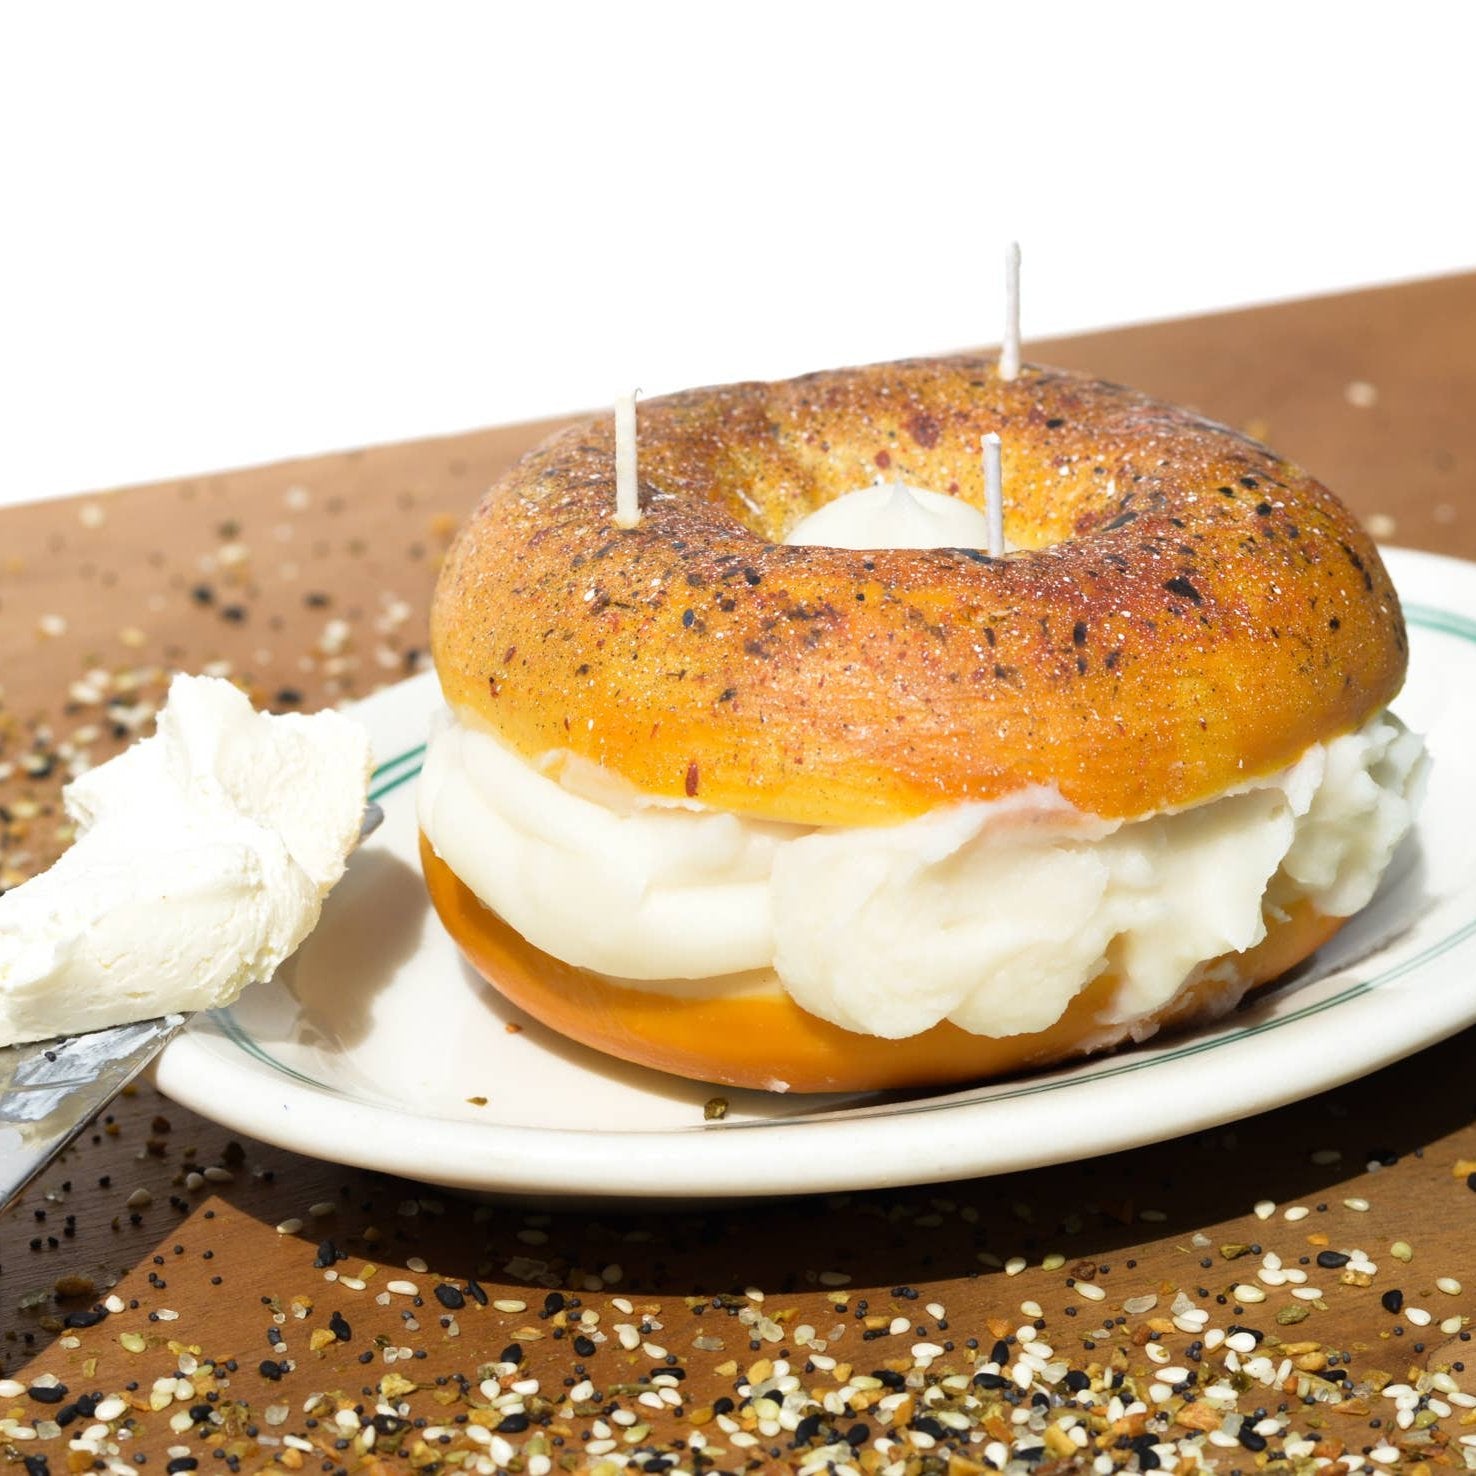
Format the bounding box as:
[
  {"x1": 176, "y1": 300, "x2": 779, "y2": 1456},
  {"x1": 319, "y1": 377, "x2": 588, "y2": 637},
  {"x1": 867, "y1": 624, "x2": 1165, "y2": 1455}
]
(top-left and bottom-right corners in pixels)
[{"x1": 0, "y1": 801, "x2": 382, "y2": 1215}]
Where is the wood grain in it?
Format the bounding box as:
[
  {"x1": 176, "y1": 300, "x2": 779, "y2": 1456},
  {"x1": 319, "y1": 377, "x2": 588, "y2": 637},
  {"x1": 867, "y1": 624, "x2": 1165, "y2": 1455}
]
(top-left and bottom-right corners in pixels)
[{"x1": 2, "y1": 276, "x2": 1475, "y2": 1473}]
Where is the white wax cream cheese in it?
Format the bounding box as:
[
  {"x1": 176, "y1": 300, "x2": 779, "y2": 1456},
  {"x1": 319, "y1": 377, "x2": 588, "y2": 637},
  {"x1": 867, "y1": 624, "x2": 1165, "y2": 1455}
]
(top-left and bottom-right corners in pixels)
[
  {"x1": 419, "y1": 712, "x2": 1425, "y2": 1039},
  {"x1": 0, "y1": 675, "x2": 372, "y2": 1047},
  {"x1": 785, "y1": 480, "x2": 1000, "y2": 551}
]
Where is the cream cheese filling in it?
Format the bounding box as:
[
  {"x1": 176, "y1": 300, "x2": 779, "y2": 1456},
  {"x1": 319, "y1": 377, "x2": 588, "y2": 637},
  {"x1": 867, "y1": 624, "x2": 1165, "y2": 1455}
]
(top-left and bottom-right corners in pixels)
[{"x1": 417, "y1": 709, "x2": 1425, "y2": 1041}]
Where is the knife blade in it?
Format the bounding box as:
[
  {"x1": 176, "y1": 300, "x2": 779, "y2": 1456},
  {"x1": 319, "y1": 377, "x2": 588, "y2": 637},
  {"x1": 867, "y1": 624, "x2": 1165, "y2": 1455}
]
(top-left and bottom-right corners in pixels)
[
  {"x1": 0, "y1": 1014, "x2": 190, "y2": 1212},
  {"x1": 0, "y1": 801, "x2": 383, "y2": 1216}
]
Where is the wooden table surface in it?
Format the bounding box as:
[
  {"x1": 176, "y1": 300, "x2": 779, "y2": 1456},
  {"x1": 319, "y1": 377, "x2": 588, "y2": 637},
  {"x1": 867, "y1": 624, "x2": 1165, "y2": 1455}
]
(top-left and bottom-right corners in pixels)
[{"x1": 2, "y1": 275, "x2": 1475, "y2": 1475}]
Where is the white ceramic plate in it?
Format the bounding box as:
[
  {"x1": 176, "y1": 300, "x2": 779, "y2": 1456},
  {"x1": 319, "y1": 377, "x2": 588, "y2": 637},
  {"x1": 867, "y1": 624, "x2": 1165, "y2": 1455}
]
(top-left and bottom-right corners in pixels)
[{"x1": 156, "y1": 546, "x2": 1476, "y2": 1200}]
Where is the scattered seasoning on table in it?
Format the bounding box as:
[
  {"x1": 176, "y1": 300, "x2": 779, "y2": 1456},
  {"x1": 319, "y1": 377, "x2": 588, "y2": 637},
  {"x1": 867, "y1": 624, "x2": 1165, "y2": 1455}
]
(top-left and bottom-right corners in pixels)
[{"x1": 4, "y1": 1069, "x2": 1475, "y2": 1473}]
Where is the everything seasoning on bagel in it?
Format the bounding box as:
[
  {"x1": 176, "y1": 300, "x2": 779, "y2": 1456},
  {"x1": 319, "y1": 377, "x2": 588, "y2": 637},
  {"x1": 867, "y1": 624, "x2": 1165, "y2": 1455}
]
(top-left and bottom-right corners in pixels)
[{"x1": 431, "y1": 356, "x2": 1405, "y2": 827}]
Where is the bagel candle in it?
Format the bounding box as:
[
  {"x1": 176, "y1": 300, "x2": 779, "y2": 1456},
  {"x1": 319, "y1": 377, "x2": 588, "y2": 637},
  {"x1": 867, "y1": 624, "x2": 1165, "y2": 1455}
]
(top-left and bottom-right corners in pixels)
[{"x1": 419, "y1": 355, "x2": 1425, "y2": 1092}]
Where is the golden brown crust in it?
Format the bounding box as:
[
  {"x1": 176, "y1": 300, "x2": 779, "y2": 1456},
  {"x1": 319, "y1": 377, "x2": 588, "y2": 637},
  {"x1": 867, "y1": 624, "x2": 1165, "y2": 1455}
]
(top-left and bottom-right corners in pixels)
[
  {"x1": 423, "y1": 835, "x2": 1344, "y2": 1092},
  {"x1": 432, "y1": 356, "x2": 1406, "y2": 826}
]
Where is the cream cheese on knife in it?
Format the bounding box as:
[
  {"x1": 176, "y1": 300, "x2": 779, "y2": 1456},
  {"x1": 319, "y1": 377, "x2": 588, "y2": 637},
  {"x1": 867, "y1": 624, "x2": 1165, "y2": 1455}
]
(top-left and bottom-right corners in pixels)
[{"x1": 0, "y1": 675, "x2": 371, "y2": 1047}]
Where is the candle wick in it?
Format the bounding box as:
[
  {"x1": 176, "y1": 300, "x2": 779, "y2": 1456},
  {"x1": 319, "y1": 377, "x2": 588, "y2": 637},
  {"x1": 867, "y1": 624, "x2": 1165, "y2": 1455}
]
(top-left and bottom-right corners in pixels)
[
  {"x1": 983, "y1": 432, "x2": 1004, "y2": 558},
  {"x1": 999, "y1": 241, "x2": 1022, "y2": 382},
  {"x1": 613, "y1": 390, "x2": 641, "y2": 529}
]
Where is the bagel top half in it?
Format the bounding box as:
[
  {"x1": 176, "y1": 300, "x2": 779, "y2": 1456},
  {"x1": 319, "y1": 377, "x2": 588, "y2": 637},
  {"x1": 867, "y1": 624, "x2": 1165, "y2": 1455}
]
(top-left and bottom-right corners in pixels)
[{"x1": 432, "y1": 356, "x2": 1406, "y2": 828}]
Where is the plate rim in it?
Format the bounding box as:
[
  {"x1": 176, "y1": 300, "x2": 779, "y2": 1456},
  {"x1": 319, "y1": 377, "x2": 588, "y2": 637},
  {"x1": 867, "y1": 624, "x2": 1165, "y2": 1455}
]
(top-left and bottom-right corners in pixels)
[{"x1": 154, "y1": 544, "x2": 1476, "y2": 1198}]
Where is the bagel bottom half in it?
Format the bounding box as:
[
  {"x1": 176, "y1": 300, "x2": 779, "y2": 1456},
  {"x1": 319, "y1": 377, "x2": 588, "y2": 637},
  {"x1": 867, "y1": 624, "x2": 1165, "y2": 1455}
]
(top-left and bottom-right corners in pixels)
[{"x1": 421, "y1": 836, "x2": 1343, "y2": 1093}]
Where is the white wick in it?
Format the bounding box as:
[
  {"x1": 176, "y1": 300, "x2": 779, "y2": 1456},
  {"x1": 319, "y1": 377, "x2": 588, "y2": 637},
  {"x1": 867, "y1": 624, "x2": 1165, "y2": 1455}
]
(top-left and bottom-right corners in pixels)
[
  {"x1": 999, "y1": 241, "x2": 1021, "y2": 381},
  {"x1": 613, "y1": 390, "x2": 640, "y2": 529},
  {"x1": 983, "y1": 432, "x2": 1004, "y2": 558}
]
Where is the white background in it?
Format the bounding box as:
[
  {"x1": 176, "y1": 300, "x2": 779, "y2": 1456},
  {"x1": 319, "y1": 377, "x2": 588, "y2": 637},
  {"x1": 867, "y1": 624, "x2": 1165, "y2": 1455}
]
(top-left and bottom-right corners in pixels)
[{"x1": 1, "y1": 2, "x2": 1472, "y2": 509}]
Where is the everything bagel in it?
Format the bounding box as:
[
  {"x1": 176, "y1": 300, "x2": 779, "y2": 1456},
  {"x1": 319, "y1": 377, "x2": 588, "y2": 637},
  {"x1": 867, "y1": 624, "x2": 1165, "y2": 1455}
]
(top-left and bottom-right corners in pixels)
[
  {"x1": 432, "y1": 357, "x2": 1406, "y2": 828},
  {"x1": 419, "y1": 356, "x2": 1422, "y2": 1092}
]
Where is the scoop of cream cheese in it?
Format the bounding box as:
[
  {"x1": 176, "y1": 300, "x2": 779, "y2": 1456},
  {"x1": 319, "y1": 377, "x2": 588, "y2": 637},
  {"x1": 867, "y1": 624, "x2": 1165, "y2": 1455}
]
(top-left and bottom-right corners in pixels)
[
  {"x1": 419, "y1": 712, "x2": 1424, "y2": 1039},
  {"x1": 785, "y1": 480, "x2": 1001, "y2": 551},
  {"x1": 0, "y1": 674, "x2": 372, "y2": 1047}
]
